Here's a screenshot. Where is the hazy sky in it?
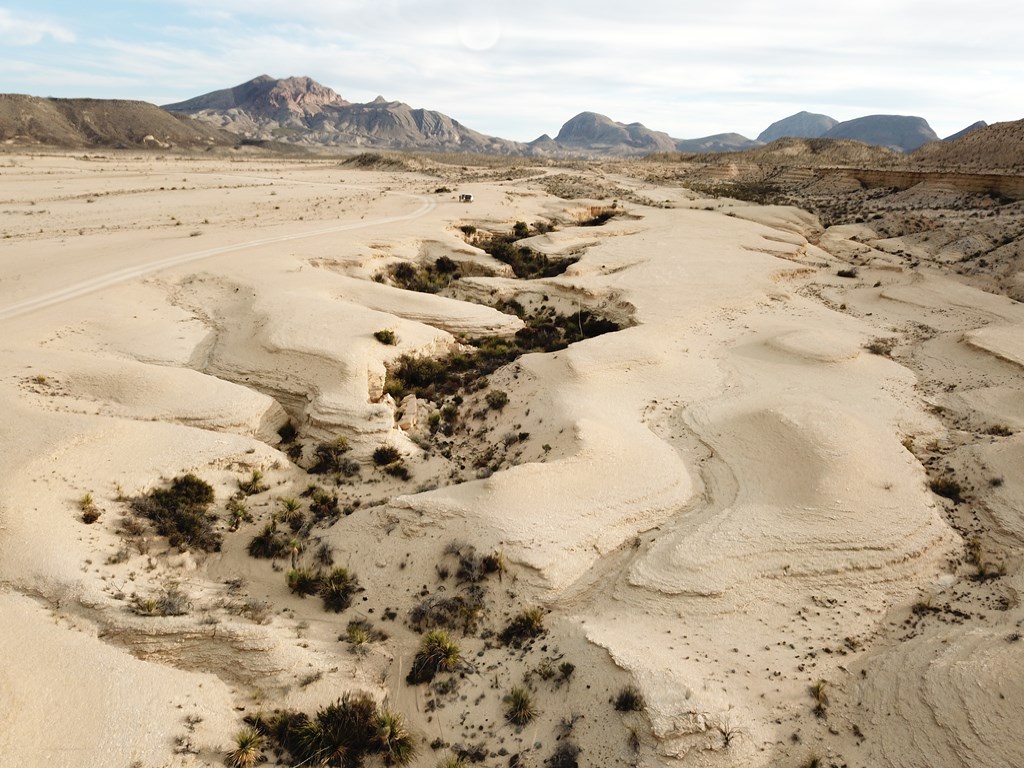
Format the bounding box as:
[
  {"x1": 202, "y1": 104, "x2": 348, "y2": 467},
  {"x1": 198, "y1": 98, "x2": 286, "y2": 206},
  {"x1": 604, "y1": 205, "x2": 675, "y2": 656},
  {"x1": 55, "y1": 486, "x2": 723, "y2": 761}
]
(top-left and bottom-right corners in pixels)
[{"x1": 1, "y1": 1, "x2": 1021, "y2": 142}]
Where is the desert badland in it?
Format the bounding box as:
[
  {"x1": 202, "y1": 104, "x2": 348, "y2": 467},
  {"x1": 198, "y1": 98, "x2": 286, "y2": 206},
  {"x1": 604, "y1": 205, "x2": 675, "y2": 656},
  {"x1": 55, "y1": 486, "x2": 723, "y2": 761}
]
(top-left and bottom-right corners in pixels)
[{"x1": 1, "y1": 126, "x2": 1023, "y2": 768}]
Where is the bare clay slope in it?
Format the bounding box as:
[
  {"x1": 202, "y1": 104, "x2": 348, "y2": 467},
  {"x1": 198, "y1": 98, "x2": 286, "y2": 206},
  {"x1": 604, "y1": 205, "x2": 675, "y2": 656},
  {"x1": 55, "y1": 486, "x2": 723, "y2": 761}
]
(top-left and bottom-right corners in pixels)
[{"x1": 0, "y1": 155, "x2": 1020, "y2": 768}]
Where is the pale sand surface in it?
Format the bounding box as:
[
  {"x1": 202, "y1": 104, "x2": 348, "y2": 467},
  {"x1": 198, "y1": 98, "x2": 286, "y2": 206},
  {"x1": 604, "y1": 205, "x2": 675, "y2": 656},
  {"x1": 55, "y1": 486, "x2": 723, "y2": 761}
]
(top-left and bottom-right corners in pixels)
[{"x1": 0, "y1": 152, "x2": 1021, "y2": 767}]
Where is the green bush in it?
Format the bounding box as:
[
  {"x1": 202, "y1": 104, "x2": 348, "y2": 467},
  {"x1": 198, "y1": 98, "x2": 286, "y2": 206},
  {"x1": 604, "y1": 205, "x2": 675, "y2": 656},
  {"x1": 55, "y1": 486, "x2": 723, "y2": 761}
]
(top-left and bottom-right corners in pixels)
[
  {"x1": 374, "y1": 329, "x2": 397, "y2": 345},
  {"x1": 485, "y1": 390, "x2": 509, "y2": 411}
]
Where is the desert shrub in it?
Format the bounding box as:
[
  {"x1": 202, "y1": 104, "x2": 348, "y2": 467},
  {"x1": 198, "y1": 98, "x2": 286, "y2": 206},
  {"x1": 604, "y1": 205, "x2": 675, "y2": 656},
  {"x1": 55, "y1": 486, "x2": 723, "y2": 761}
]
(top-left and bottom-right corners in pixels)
[
  {"x1": 374, "y1": 709, "x2": 416, "y2": 766},
  {"x1": 810, "y1": 680, "x2": 829, "y2": 718},
  {"x1": 344, "y1": 619, "x2": 388, "y2": 652},
  {"x1": 384, "y1": 463, "x2": 411, "y2": 481},
  {"x1": 311, "y1": 437, "x2": 352, "y2": 474},
  {"x1": 226, "y1": 497, "x2": 253, "y2": 531},
  {"x1": 373, "y1": 445, "x2": 402, "y2": 465},
  {"x1": 308, "y1": 487, "x2": 341, "y2": 520},
  {"x1": 500, "y1": 608, "x2": 546, "y2": 647},
  {"x1": 485, "y1": 390, "x2": 509, "y2": 411},
  {"x1": 374, "y1": 329, "x2": 398, "y2": 345},
  {"x1": 238, "y1": 470, "x2": 269, "y2": 496},
  {"x1": 865, "y1": 337, "x2": 897, "y2": 356},
  {"x1": 277, "y1": 497, "x2": 305, "y2": 531},
  {"x1": 287, "y1": 568, "x2": 321, "y2": 597},
  {"x1": 986, "y1": 424, "x2": 1013, "y2": 436},
  {"x1": 132, "y1": 474, "x2": 220, "y2": 552},
  {"x1": 407, "y1": 630, "x2": 462, "y2": 684},
  {"x1": 546, "y1": 740, "x2": 580, "y2": 768},
  {"x1": 79, "y1": 493, "x2": 100, "y2": 524},
  {"x1": 388, "y1": 259, "x2": 458, "y2": 294},
  {"x1": 320, "y1": 567, "x2": 361, "y2": 612},
  {"x1": 614, "y1": 685, "x2": 644, "y2": 712},
  {"x1": 277, "y1": 421, "x2": 298, "y2": 443},
  {"x1": 504, "y1": 686, "x2": 537, "y2": 726},
  {"x1": 296, "y1": 694, "x2": 378, "y2": 767},
  {"x1": 248, "y1": 522, "x2": 289, "y2": 559},
  {"x1": 409, "y1": 587, "x2": 486, "y2": 634},
  {"x1": 225, "y1": 727, "x2": 265, "y2": 768},
  {"x1": 443, "y1": 543, "x2": 505, "y2": 583},
  {"x1": 132, "y1": 584, "x2": 191, "y2": 616},
  {"x1": 930, "y1": 477, "x2": 963, "y2": 503},
  {"x1": 384, "y1": 306, "x2": 620, "y2": 403},
  {"x1": 458, "y1": 224, "x2": 476, "y2": 236}
]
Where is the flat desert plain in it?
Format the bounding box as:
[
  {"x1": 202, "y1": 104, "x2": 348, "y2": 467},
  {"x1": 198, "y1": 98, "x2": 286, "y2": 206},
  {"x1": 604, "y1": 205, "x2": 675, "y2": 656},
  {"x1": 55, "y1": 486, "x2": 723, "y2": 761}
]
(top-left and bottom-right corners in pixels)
[{"x1": 0, "y1": 151, "x2": 1021, "y2": 768}]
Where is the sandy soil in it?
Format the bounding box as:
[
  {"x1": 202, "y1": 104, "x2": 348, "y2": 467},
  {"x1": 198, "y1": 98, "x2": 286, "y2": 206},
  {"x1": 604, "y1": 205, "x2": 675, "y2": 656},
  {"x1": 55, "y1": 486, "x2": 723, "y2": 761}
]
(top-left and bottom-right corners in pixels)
[{"x1": 0, "y1": 150, "x2": 1020, "y2": 768}]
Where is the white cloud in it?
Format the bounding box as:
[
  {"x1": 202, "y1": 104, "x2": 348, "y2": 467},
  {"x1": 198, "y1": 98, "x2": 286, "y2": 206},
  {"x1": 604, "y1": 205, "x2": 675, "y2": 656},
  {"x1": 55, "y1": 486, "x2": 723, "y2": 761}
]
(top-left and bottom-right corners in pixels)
[
  {"x1": 0, "y1": 8, "x2": 75, "y2": 45},
  {"x1": 4, "y1": 0, "x2": 1022, "y2": 141}
]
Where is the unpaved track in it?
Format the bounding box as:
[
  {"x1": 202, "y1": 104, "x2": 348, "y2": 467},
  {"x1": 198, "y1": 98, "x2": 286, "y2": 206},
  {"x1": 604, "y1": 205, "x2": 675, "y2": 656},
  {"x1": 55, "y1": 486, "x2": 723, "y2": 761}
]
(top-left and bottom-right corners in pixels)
[{"x1": 0, "y1": 185, "x2": 434, "y2": 322}]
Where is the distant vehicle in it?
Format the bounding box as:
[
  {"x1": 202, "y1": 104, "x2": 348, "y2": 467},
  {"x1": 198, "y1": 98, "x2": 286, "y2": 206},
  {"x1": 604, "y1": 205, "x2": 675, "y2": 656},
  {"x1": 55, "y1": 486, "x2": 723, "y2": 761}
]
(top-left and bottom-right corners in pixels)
[{"x1": 459, "y1": 193, "x2": 474, "y2": 202}]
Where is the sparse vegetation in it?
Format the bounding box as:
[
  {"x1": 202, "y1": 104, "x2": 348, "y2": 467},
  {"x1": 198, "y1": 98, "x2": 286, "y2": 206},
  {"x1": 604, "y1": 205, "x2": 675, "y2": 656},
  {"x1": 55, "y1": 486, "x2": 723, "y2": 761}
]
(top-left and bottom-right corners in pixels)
[
  {"x1": 810, "y1": 679, "x2": 829, "y2": 718},
  {"x1": 248, "y1": 522, "x2": 289, "y2": 559},
  {"x1": 930, "y1": 476, "x2": 964, "y2": 503},
  {"x1": 865, "y1": 337, "x2": 897, "y2": 356},
  {"x1": 79, "y1": 492, "x2": 100, "y2": 524},
  {"x1": 311, "y1": 437, "x2": 354, "y2": 475},
  {"x1": 407, "y1": 630, "x2": 462, "y2": 684},
  {"x1": 132, "y1": 583, "x2": 191, "y2": 616},
  {"x1": 225, "y1": 727, "x2": 265, "y2": 768},
  {"x1": 614, "y1": 685, "x2": 645, "y2": 712},
  {"x1": 374, "y1": 329, "x2": 398, "y2": 345},
  {"x1": 504, "y1": 686, "x2": 537, "y2": 726},
  {"x1": 287, "y1": 568, "x2": 320, "y2": 597},
  {"x1": 373, "y1": 445, "x2": 402, "y2": 465},
  {"x1": 246, "y1": 693, "x2": 414, "y2": 767},
  {"x1": 238, "y1": 469, "x2": 269, "y2": 496},
  {"x1": 485, "y1": 390, "x2": 509, "y2": 411},
  {"x1": 319, "y1": 567, "x2": 361, "y2": 612},
  {"x1": 546, "y1": 740, "x2": 581, "y2": 767},
  {"x1": 500, "y1": 607, "x2": 546, "y2": 647},
  {"x1": 131, "y1": 474, "x2": 220, "y2": 552},
  {"x1": 384, "y1": 305, "x2": 620, "y2": 403}
]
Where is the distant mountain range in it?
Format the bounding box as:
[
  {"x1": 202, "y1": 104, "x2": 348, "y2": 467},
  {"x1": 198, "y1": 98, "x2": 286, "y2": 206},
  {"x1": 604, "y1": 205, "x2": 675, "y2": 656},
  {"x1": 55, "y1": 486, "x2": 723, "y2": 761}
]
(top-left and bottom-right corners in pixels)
[
  {"x1": 162, "y1": 75, "x2": 520, "y2": 154},
  {"x1": 0, "y1": 74, "x2": 1002, "y2": 159}
]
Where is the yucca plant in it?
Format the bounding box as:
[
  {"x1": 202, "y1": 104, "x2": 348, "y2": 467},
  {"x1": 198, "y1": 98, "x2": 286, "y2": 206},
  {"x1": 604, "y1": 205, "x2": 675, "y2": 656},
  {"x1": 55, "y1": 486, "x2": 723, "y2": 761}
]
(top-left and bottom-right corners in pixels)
[
  {"x1": 247, "y1": 522, "x2": 288, "y2": 559},
  {"x1": 238, "y1": 469, "x2": 269, "y2": 496},
  {"x1": 287, "y1": 568, "x2": 321, "y2": 597},
  {"x1": 407, "y1": 630, "x2": 462, "y2": 684},
  {"x1": 316, "y1": 567, "x2": 359, "y2": 612},
  {"x1": 504, "y1": 686, "x2": 537, "y2": 726},
  {"x1": 374, "y1": 708, "x2": 415, "y2": 765},
  {"x1": 225, "y1": 727, "x2": 265, "y2": 768}
]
